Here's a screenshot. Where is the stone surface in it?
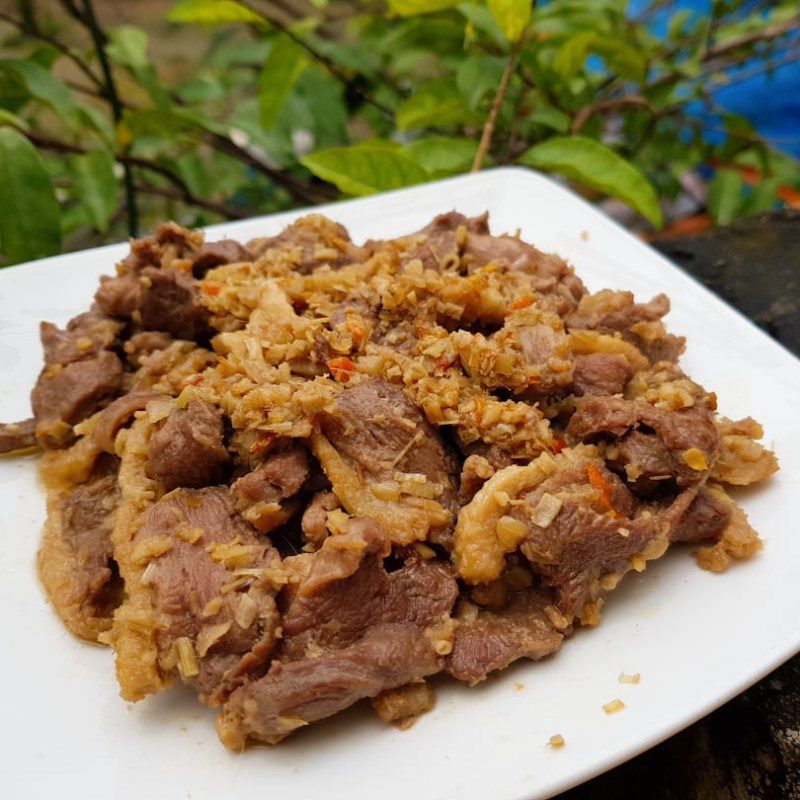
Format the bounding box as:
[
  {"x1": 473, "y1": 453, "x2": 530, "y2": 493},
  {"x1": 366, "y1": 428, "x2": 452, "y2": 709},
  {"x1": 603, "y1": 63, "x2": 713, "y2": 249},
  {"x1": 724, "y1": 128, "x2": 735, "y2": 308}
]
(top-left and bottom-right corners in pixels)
[{"x1": 559, "y1": 209, "x2": 800, "y2": 799}]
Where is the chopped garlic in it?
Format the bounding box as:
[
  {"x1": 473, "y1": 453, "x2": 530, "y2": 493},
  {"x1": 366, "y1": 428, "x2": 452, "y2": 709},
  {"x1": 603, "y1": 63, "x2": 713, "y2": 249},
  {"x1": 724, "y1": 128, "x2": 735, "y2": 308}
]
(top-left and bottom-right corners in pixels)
[
  {"x1": 175, "y1": 637, "x2": 199, "y2": 678},
  {"x1": 235, "y1": 593, "x2": 259, "y2": 629},
  {"x1": 196, "y1": 622, "x2": 231, "y2": 657},
  {"x1": 603, "y1": 698, "x2": 625, "y2": 714},
  {"x1": 530, "y1": 493, "x2": 563, "y2": 527},
  {"x1": 682, "y1": 448, "x2": 708, "y2": 471},
  {"x1": 548, "y1": 734, "x2": 565, "y2": 748},
  {"x1": 619, "y1": 671, "x2": 641, "y2": 685}
]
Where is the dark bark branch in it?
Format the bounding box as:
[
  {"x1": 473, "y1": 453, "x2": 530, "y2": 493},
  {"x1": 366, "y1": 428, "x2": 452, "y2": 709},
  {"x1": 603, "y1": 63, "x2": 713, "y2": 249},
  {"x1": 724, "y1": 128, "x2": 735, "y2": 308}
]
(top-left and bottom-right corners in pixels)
[{"x1": 135, "y1": 183, "x2": 250, "y2": 220}]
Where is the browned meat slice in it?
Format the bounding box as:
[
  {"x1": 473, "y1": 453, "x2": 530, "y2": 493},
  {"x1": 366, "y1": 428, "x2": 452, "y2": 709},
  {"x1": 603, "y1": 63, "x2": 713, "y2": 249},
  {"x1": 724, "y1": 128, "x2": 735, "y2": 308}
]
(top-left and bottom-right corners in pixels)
[
  {"x1": 448, "y1": 590, "x2": 564, "y2": 684},
  {"x1": 118, "y1": 221, "x2": 203, "y2": 274},
  {"x1": 31, "y1": 351, "x2": 123, "y2": 447},
  {"x1": 135, "y1": 486, "x2": 281, "y2": 703},
  {"x1": 139, "y1": 267, "x2": 210, "y2": 340},
  {"x1": 247, "y1": 214, "x2": 365, "y2": 273},
  {"x1": 572, "y1": 353, "x2": 633, "y2": 397},
  {"x1": 95, "y1": 273, "x2": 142, "y2": 317},
  {"x1": 300, "y1": 490, "x2": 340, "y2": 549},
  {"x1": 37, "y1": 460, "x2": 121, "y2": 640},
  {"x1": 192, "y1": 240, "x2": 251, "y2": 277},
  {"x1": 671, "y1": 487, "x2": 732, "y2": 543},
  {"x1": 567, "y1": 395, "x2": 717, "y2": 487},
  {"x1": 93, "y1": 391, "x2": 162, "y2": 453},
  {"x1": 567, "y1": 290, "x2": 685, "y2": 363},
  {"x1": 0, "y1": 417, "x2": 37, "y2": 453},
  {"x1": 281, "y1": 518, "x2": 458, "y2": 659},
  {"x1": 148, "y1": 398, "x2": 229, "y2": 489},
  {"x1": 231, "y1": 445, "x2": 308, "y2": 532},
  {"x1": 217, "y1": 622, "x2": 441, "y2": 748},
  {"x1": 40, "y1": 312, "x2": 121, "y2": 365},
  {"x1": 314, "y1": 378, "x2": 458, "y2": 545},
  {"x1": 216, "y1": 517, "x2": 455, "y2": 746}
]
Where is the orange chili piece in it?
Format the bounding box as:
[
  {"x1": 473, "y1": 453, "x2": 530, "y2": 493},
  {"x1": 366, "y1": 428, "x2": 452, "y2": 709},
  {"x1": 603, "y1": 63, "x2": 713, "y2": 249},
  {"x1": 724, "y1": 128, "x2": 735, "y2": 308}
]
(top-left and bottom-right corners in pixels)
[
  {"x1": 328, "y1": 356, "x2": 357, "y2": 383},
  {"x1": 249, "y1": 432, "x2": 276, "y2": 454},
  {"x1": 510, "y1": 294, "x2": 533, "y2": 310},
  {"x1": 202, "y1": 281, "x2": 222, "y2": 296},
  {"x1": 586, "y1": 463, "x2": 620, "y2": 516}
]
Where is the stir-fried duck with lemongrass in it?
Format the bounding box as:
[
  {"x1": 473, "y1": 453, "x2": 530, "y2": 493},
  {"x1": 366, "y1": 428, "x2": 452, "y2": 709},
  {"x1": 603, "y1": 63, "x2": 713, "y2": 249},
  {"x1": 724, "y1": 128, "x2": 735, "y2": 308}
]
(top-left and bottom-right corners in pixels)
[{"x1": 3, "y1": 211, "x2": 777, "y2": 747}]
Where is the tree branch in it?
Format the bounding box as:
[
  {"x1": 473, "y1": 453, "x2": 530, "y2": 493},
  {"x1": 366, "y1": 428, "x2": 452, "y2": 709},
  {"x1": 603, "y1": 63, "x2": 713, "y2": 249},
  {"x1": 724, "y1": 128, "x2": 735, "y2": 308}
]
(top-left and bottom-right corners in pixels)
[
  {"x1": 472, "y1": 37, "x2": 523, "y2": 172},
  {"x1": 0, "y1": 9, "x2": 103, "y2": 89},
  {"x1": 705, "y1": 14, "x2": 800, "y2": 61},
  {"x1": 572, "y1": 95, "x2": 655, "y2": 135},
  {"x1": 79, "y1": 0, "x2": 138, "y2": 236},
  {"x1": 135, "y1": 184, "x2": 250, "y2": 220},
  {"x1": 237, "y1": 0, "x2": 394, "y2": 117}
]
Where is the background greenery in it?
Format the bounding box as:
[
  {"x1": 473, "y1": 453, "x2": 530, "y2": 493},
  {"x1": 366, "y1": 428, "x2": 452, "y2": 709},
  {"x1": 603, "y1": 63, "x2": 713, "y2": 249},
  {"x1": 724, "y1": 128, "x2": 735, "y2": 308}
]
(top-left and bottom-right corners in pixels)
[{"x1": 0, "y1": 0, "x2": 798, "y2": 265}]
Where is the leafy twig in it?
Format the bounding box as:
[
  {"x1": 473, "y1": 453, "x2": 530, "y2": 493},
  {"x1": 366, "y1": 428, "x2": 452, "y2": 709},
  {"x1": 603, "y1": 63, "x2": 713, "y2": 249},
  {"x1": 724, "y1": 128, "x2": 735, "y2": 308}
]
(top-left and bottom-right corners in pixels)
[
  {"x1": 571, "y1": 95, "x2": 655, "y2": 135},
  {"x1": 78, "y1": 0, "x2": 139, "y2": 237},
  {"x1": 472, "y1": 37, "x2": 523, "y2": 172}
]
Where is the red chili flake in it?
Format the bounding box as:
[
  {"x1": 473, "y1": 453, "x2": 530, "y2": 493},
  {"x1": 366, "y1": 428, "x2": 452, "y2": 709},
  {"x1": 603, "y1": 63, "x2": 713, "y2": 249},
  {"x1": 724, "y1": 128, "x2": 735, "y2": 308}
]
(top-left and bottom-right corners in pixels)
[
  {"x1": 328, "y1": 356, "x2": 357, "y2": 383},
  {"x1": 249, "y1": 432, "x2": 276, "y2": 454},
  {"x1": 550, "y1": 435, "x2": 568, "y2": 454},
  {"x1": 202, "y1": 281, "x2": 222, "y2": 296}
]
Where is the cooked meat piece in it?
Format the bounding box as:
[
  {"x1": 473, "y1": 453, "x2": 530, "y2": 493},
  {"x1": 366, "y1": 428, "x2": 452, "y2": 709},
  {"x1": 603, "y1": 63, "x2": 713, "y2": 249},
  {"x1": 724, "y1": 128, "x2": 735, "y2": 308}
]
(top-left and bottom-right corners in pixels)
[
  {"x1": 118, "y1": 221, "x2": 203, "y2": 274},
  {"x1": 671, "y1": 487, "x2": 732, "y2": 543},
  {"x1": 300, "y1": 490, "x2": 340, "y2": 549},
  {"x1": 37, "y1": 461, "x2": 121, "y2": 640},
  {"x1": 281, "y1": 518, "x2": 457, "y2": 659},
  {"x1": 95, "y1": 274, "x2": 143, "y2": 317},
  {"x1": 135, "y1": 486, "x2": 281, "y2": 703},
  {"x1": 123, "y1": 331, "x2": 174, "y2": 365},
  {"x1": 93, "y1": 391, "x2": 162, "y2": 453},
  {"x1": 148, "y1": 399, "x2": 229, "y2": 489},
  {"x1": 0, "y1": 417, "x2": 37, "y2": 453},
  {"x1": 218, "y1": 622, "x2": 441, "y2": 747},
  {"x1": 572, "y1": 353, "x2": 633, "y2": 397},
  {"x1": 314, "y1": 378, "x2": 459, "y2": 545},
  {"x1": 40, "y1": 312, "x2": 121, "y2": 365},
  {"x1": 231, "y1": 445, "x2": 308, "y2": 532},
  {"x1": 567, "y1": 395, "x2": 718, "y2": 486},
  {"x1": 247, "y1": 214, "x2": 365, "y2": 273},
  {"x1": 448, "y1": 590, "x2": 564, "y2": 684},
  {"x1": 139, "y1": 267, "x2": 210, "y2": 340},
  {"x1": 192, "y1": 240, "x2": 251, "y2": 277},
  {"x1": 372, "y1": 681, "x2": 436, "y2": 729},
  {"x1": 31, "y1": 351, "x2": 124, "y2": 447}
]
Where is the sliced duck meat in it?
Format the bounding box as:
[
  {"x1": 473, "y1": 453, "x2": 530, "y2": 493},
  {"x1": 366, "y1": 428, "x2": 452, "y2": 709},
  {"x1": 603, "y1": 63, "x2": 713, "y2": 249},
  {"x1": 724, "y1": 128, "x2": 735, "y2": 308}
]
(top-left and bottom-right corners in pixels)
[
  {"x1": 567, "y1": 395, "x2": 718, "y2": 487},
  {"x1": 95, "y1": 273, "x2": 142, "y2": 317},
  {"x1": 93, "y1": 391, "x2": 162, "y2": 453},
  {"x1": 312, "y1": 378, "x2": 459, "y2": 545},
  {"x1": 0, "y1": 417, "x2": 37, "y2": 453},
  {"x1": 217, "y1": 622, "x2": 441, "y2": 748},
  {"x1": 231, "y1": 445, "x2": 308, "y2": 532},
  {"x1": 217, "y1": 518, "x2": 456, "y2": 746},
  {"x1": 117, "y1": 221, "x2": 204, "y2": 274},
  {"x1": 139, "y1": 267, "x2": 210, "y2": 340},
  {"x1": 247, "y1": 214, "x2": 366, "y2": 273},
  {"x1": 711, "y1": 416, "x2": 779, "y2": 486},
  {"x1": 148, "y1": 398, "x2": 229, "y2": 489},
  {"x1": 31, "y1": 351, "x2": 124, "y2": 448},
  {"x1": 671, "y1": 487, "x2": 732, "y2": 544},
  {"x1": 192, "y1": 240, "x2": 251, "y2": 277},
  {"x1": 572, "y1": 353, "x2": 633, "y2": 397},
  {"x1": 40, "y1": 312, "x2": 121, "y2": 365},
  {"x1": 300, "y1": 490, "x2": 340, "y2": 549},
  {"x1": 37, "y1": 459, "x2": 121, "y2": 641},
  {"x1": 134, "y1": 486, "x2": 281, "y2": 703},
  {"x1": 448, "y1": 590, "x2": 564, "y2": 684}
]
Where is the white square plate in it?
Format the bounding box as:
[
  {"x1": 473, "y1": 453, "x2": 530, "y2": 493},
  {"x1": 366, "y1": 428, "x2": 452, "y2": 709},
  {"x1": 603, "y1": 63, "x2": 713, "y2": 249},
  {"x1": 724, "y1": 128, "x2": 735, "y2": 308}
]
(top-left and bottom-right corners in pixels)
[{"x1": 2, "y1": 167, "x2": 799, "y2": 800}]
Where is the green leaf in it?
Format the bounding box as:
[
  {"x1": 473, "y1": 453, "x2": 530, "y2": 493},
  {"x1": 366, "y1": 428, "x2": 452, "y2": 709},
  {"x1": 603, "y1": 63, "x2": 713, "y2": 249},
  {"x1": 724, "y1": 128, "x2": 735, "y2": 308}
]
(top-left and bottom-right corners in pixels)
[
  {"x1": 519, "y1": 135, "x2": 663, "y2": 227},
  {"x1": 301, "y1": 145, "x2": 429, "y2": 196},
  {"x1": 388, "y1": 0, "x2": 460, "y2": 15},
  {"x1": 457, "y1": 3, "x2": 508, "y2": 49},
  {"x1": 0, "y1": 128, "x2": 61, "y2": 264},
  {"x1": 529, "y1": 103, "x2": 570, "y2": 133},
  {"x1": 0, "y1": 108, "x2": 27, "y2": 130},
  {"x1": 745, "y1": 176, "x2": 780, "y2": 216},
  {"x1": 487, "y1": 0, "x2": 531, "y2": 43},
  {"x1": 396, "y1": 80, "x2": 470, "y2": 130},
  {"x1": 553, "y1": 31, "x2": 645, "y2": 82},
  {"x1": 68, "y1": 151, "x2": 120, "y2": 233},
  {"x1": 107, "y1": 26, "x2": 149, "y2": 70},
  {"x1": 0, "y1": 60, "x2": 81, "y2": 130},
  {"x1": 707, "y1": 169, "x2": 743, "y2": 226},
  {"x1": 456, "y1": 55, "x2": 506, "y2": 110},
  {"x1": 259, "y1": 36, "x2": 308, "y2": 129},
  {"x1": 167, "y1": 0, "x2": 263, "y2": 24},
  {"x1": 402, "y1": 136, "x2": 477, "y2": 175}
]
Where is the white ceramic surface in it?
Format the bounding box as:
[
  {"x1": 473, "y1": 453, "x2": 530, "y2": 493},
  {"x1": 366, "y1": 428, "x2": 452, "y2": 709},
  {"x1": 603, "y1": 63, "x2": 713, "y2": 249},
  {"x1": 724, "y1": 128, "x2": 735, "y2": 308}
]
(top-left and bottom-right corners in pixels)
[{"x1": 2, "y1": 168, "x2": 798, "y2": 800}]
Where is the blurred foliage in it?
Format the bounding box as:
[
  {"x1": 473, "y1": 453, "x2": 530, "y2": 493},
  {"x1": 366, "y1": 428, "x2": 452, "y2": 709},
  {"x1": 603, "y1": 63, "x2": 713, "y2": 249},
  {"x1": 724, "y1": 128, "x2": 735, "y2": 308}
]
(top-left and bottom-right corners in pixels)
[{"x1": 0, "y1": 0, "x2": 798, "y2": 263}]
